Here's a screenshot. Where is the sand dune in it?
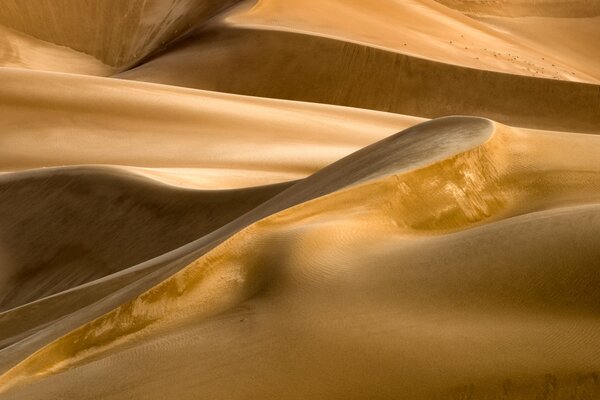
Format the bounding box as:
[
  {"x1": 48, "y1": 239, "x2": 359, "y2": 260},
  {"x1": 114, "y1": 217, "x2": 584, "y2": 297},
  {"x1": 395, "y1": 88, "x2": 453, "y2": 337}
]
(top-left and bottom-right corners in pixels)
[
  {"x1": 475, "y1": 14, "x2": 600, "y2": 82},
  {"x1": 3, "y1": 117, "x2": 600, "y2": 398},
  {"x1": 5, "y1": 205, "x2": 600, "y2": 400},
  {"x1": 0, "y1": 67, "x2": 421, "y2": 188},
  {"x1": 0, "y1": 166, "x2": 290, "y2": 311},
  {"x1": 117, "y1": 0, "x2": 600, "y2": 132},
  {"x1": 118, "y1": 27, "x2": 600, "y2": 133},
  {"x1": 227, "y1": 0, "x2": 598, "y2": 82},
  {"x1": 1, "y1": 1, "x2": 600, "y2": 399},
  {"x1": 0, "y1": 117, "x2": 486, "y2": 374}
]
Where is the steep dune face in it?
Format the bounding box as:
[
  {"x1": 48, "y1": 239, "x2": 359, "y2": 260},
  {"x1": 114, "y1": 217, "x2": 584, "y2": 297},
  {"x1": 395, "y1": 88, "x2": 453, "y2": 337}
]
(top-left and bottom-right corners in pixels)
[
  {"x1": 3, "y1": 118, "x2": 600, "y2": 399},
  {"x1": 0, "y1": 0, "x2": 241, "y2": 68},
  {"x1": 2, "y1": 0, "x2": 600, "y2": 399}
]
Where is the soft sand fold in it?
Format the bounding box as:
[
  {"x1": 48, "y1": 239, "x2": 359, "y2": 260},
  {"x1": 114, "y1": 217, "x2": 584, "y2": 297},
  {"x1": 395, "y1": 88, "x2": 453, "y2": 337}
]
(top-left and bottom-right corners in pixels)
[{"x1": 0, "y1": 116, "x2": 491, "y2": 375}]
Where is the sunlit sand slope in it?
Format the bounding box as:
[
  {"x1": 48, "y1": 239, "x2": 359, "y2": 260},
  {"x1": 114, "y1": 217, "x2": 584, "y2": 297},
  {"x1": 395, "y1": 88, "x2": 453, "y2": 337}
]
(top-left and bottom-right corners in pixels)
[
  {"x1": 2, "y1": 117, "x2": 600, "y2": 399},
  {"x1": 473, "y1": 14, "x2": 600, "y2": 82},
  {"x1": 0, "y1": 67, "x2": 421, "y2": 188},
  {"x1": 434, "y1": 0, "x2": 600, "y2": 17}
]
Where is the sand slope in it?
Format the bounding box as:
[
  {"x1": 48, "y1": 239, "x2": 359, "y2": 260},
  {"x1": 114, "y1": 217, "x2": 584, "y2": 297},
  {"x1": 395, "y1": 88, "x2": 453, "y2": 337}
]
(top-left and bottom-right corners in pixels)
[
  {"x1": 434, "y1": 0, "x2": 600, "y2": 17},
  {"x1": 0, "y1": 0, "x2": 241, "y2": 68},
  {"x1": 228, "y1": 0, "x2": 599, "y2": 82},
  {"x1": 0, "y1": 25, "x2": 113, "y2": 75},
  {"x1": 118, "y1": 27, "x2": 600, "y2": 133},
  {"x1": 0, "y1": 67, "x2": 421, "y2": 188}
]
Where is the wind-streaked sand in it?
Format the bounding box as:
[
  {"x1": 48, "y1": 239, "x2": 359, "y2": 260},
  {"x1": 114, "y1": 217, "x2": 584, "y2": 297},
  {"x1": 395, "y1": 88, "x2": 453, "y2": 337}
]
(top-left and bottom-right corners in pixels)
[{"x1": 1, "y1": 1, "x2": 600, "y2": 399}]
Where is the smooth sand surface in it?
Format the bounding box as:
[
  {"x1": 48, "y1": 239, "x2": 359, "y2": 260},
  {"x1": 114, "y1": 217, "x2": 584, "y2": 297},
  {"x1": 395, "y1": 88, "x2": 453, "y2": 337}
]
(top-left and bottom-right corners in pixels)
[
  {"x1": 227, "y1": 0, "x2": 599, "y2": 82},
  {"x1": 0, "y1": 25, "x2": 113, "y2": 76},
  {"x1": 434, "y1": 0, "x2": 600, "y2": 17},
  {"x1": 1, "y1": 1, "x2": 600, "y2": 399},
  {"x1": 0, "y1": 67, "x2": 422, "y2": 188},
  {"x1": 118, "y1": 29, "x2": 600, "y2": 133}
]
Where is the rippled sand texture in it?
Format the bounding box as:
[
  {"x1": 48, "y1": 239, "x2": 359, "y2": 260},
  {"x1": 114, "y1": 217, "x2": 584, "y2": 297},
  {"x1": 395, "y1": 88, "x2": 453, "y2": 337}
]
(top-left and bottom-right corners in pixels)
[{"x1": 1, "y1": 1, "x2": 600, "y2": 399}]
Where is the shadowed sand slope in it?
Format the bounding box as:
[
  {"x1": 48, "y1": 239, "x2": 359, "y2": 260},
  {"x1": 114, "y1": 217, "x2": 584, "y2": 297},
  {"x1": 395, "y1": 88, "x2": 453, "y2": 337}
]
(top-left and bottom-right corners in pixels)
[
  {"x1": 118, "y1": 27, "x2": 600, "y2": 133},
  {"x1": 0, "y1": 0, "x2": 241, "y2": 68},
  {"x1": 2, "y1": 117, "x2": 600, "y2": 399},
  {"x1": 0, "y1": 166, "x2": 291, "y2": 311}
]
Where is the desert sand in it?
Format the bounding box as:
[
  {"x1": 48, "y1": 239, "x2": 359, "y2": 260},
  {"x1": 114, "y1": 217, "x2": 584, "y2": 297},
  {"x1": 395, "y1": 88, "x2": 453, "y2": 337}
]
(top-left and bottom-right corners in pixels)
[{"x1": 1, "y1": 1, "x2": 599, "y2": 399}]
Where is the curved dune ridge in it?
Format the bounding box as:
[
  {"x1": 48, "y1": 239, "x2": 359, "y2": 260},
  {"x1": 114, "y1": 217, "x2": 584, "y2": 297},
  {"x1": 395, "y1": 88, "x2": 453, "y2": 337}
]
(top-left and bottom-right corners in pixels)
[
  {"x1": 1, "y1": 0, "x2": 600, "y2": 399},
  {"x1": 0, "y1": 166, "x2": 291, "y2": 311},
  {"x1": 2, "y1": 118, "x2": 600, "y2": 398}
]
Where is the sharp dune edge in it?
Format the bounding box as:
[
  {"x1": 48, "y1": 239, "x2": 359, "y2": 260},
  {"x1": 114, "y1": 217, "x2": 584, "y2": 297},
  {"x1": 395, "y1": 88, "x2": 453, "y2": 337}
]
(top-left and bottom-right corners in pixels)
[{"x1": 1, "y1": 1, "x2": 600, "y2": 399}]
